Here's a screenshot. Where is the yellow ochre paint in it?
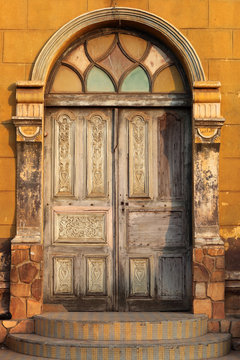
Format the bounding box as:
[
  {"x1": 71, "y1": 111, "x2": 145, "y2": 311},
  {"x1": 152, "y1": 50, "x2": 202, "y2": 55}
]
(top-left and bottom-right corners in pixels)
[
  {"x1": 136, "y1": 322, "x2": 142, "y2": 341},
  {"x1": 103, "y1": 323, "x2": 110, "y2": 340},
  {"x1": 177, "y1": 321, "x2": 182, "y2": 339},
  {"x1": 167, "y1": 321, "x2": 173, "y2": 339},
  {"x1": 83, "y1": 324, "x2": 89, "y2": 340},
  {"x1": 125, "y1": 322, "x2": 132, "y2": 340},
  {"x1": 147, "y1": 323, "x2": 153, "y2": 340},
  {"x1": 114, "y1": 323, "x2": 121, "y2": 341}
]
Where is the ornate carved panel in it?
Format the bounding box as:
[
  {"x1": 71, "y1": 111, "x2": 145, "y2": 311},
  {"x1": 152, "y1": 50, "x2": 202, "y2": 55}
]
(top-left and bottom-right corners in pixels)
[
  {"x1": 130, "y1": 258, "x2": 149, "y2": 296},
  {"x1": 54, "y1": 111, "x2": 75, "y2": 196},
  {"x1": 158, "y1": 256, "x2": 184, "y2": 300},
  {"x1": 54, "y1": 212, "x2": 106, "y2": 244},
  {"x1": 87, "y1": 257, "x2": 106, "y2": 295},
  {"x1": 53, "y1": 257, "x2": 73, "y2": 295},
  {"x1": 128, "y1": 113, "x2": 150, "y2": 197},
  {"x1": 86, "y1": 112, "x2": 108, "y2": 197}
]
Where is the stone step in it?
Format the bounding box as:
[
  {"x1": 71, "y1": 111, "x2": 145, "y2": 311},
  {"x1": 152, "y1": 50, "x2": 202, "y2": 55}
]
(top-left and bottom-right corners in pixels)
[
  {"x1": 34, "y1": 312, "x2": 208, "y2": 340},
  {"x1": 6, "y1": 333, "x2": 231, "y2": 360}
]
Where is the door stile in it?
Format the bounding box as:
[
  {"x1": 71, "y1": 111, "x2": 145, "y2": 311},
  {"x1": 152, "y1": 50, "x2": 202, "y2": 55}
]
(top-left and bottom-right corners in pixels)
[{"x1": 111, "y1": 108, "x2": 119, "y2": 311}]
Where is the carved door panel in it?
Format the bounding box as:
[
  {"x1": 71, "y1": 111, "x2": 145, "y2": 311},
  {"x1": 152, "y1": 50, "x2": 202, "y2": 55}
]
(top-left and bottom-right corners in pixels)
[
  {"x1": 44, "y1": 107, "x2": 191, "y2": 311},
  {"x1": 117, "y1": 108, "x2": 192, "y2": 311},
  {"x1": 44, "y1": 108, "x2": 114, "y2": 310}
]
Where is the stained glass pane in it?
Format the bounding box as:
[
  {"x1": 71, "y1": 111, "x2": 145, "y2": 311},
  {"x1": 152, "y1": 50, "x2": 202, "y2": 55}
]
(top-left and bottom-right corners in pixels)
[
  {"x1": 153, "y1": 66, "x2": 185, "y2": 93},
  {"x1": 119, "y1": 34, "x2": 147, "y2": 60},
  {"x1": 120, "y1": 67, "x2": 150, "y2": 92},
  {"x1": 86, "y1": 66, "x2": 115, "y2": 92},
  {"x1": 143, "y1": 45, "x2": 170, "y2": 75},
  {"x1": 50, "y1": 65, "x2": 82, "y2": 93},
  {"x1": 64, "y1": 44, "x2": 90, "y2": 74},
  {"x1": 87, "y1": 34, "x2": 115, "y2": 61},
  {"x1": 98, "y1": 45, "x2": 133, "y2": 81}
]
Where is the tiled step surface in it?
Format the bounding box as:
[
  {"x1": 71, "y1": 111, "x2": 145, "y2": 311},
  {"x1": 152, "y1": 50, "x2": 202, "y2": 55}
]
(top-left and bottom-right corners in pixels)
[
  {"x1": 35, "y1": 312, "x2": 208, "y2": 340},
  {"x1": 6, "y1": 312, "x2": 232, "y2": 359},
  {"x1": 2, "y1": 348, "x2": 240, "y2": 360},
  {"x1": 6, "y1": 332, "x2": 231, "y2": 360}
]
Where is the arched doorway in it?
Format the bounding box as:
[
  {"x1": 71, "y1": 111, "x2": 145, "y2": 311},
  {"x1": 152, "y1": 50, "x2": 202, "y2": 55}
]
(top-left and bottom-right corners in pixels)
[
  {"x1": 10, "y1": 8, "x2": 225, "y2": 320},
  {"x1": 43, "y1": 29, "x2": 192, "y2": 311}
]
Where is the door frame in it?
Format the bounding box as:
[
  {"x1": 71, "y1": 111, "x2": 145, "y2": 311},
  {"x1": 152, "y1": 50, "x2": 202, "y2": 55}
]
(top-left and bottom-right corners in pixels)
[{"x1": 10, "y1": 8, "x2": 225, "y2": 319}]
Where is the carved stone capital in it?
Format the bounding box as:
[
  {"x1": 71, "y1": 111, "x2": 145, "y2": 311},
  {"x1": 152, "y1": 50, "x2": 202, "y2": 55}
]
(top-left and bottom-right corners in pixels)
[
  {"x1": 13, "y1": 81, "x2": 44, "y2": 142},
  {"x1": 194, "y1": 123, "x2": 225, "y2": 144},
  {"x1": 193, "y1": 81, "x2": 225, "y2": 144},
  {"x1": 13, "y1": 116, "x2": 42, "y2": 142},
  {"x1": 16, "y1": 81, "x2": 44, "y2": 103}
]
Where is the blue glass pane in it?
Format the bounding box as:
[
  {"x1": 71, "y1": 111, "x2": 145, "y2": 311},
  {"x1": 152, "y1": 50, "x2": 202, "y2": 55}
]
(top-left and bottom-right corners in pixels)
[
  {"x1": 120, "y1": 67, "x2": 150, "y2": 92},
  {"x1": 86, "y1": 66, "x2": 115, "y2": 92}
]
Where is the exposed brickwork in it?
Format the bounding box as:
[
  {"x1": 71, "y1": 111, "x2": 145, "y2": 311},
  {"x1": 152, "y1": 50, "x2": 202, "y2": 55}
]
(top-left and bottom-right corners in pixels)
[
  {"x1": 195, "y1": 282, "x2": 206, "y2": 299},
  {"x1": 31, "y1": 279, "x2": 42, "y2": 301},
  {"x1": 193, "y1": 298, "x2": 212, "y2": 318},
  {"x1": 9, "y1": 297, "x2": 26, "y2": 319},
  {"x1": 213, "y1": 302, "x2": 225, "y2": 319},
  {"x1": 9, "y1": 244, "x2": 43, "y2": 320},
  {"x1": 221, "y1": 319, "x2": 231, "y2": 333},
  {"x1": 18, "y1": 263, "x2": 38, "y2": 283},
  {"x1": 208, "y1": 320, "x2": 220, "y2": 333},
  {"x1": 9, "y1": 319, "x2": 34, "y2": 334},
  {"x1": 207, "y1": 318, "x2": 240, "y2": 349},
  {"x1": 230, "y1": 320, "x2": 240, "y2": 338},
  {"x1": 193, "y1": 245, "x2": 225, "y2": 319},
  {"x1": 30, "y1": 245, "x2": 43, "y2": 263},
  {"x1": 2, "y1": 320, "x2": 17, "y2": 329},
  {"x1": 0, "y1": 319, "x2": 34, "y2": 344},
  {"x1": 11, "y1": 249, "x2": 29, "y2": 266}
]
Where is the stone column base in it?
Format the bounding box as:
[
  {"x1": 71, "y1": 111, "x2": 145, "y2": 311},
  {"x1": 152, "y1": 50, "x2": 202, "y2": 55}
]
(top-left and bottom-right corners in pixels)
[
  {"x1": 193, "y1": 245, "x2": 225, "y2": 319},
  {"x1": 9, "y1": 244, "x2": 43, "y2": 319}
]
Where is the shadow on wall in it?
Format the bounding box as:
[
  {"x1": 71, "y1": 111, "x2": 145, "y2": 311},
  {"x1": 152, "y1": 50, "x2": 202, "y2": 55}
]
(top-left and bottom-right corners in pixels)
[{"x1": 0, "y1": 239, "x2": 12, "y2": 318}]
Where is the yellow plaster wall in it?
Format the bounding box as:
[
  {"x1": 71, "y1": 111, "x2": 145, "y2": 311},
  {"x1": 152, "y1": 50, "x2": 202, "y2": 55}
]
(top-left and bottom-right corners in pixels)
[{"x1": 0, "y1": 1, "x2": 240, "y2": 263}]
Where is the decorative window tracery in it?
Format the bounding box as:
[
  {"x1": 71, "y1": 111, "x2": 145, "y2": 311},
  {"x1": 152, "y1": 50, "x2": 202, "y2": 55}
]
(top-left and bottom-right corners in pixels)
[{"x1": 48, "y1": 31, "x2": 187, "y2": 94}]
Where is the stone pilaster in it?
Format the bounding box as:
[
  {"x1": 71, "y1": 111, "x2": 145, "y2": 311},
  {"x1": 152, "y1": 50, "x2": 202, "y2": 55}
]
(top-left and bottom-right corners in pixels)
[
  {"x1": 192, "y1": 81, "x2": 226, "y2": 319},
  {"x1": 10, "y1": 81, "x2": 44, "y2": 319}
]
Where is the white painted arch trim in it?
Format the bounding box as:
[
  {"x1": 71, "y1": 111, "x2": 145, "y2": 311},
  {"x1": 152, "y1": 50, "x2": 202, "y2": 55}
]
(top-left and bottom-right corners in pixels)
[{"x1": 31, "y1": 7, "x2": 205, "y2": 84}]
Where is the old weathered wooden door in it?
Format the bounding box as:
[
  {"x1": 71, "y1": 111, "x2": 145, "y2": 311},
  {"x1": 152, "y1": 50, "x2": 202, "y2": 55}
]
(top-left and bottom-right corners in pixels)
[
  {"x1": 117, "y1": 108, "x2": 191, "y2": 311},
  {"x1": 44, "y1": 106, "x2": 191, "y2": 311},
  {"x1": 44, "y1": 108, "x2": 114, "y2": 310}
]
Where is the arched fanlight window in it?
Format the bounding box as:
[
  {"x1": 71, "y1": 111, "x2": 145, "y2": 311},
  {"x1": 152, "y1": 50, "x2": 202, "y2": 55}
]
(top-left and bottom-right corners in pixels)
[{"x1": 48, "y1": 30, "x2": 188, "y2": 94}]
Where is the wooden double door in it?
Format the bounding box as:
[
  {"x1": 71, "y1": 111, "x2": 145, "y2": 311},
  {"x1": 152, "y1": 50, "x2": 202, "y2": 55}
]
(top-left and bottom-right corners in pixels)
[{"x1": 44, "y1": 107, "x2": 192, "y2": 311}]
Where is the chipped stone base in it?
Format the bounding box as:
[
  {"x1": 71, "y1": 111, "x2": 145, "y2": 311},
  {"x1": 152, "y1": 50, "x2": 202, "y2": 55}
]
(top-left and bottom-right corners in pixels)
[
  {"x1": 9, "y1": 244, "x2": 43, "y2": 320},
  {"x1": 0, "y1": 319, "x2": 34, "y2": 344},
  {"x1": 208, "y1": 317, "x2": 240, "y2": 350},
  {"x1": 193, "y1": 245, "x2": 225, "y2": 319}
]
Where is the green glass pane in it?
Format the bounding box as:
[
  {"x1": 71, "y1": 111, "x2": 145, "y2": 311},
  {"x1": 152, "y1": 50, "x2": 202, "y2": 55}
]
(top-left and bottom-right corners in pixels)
[
  {"x1": 86, "y1": 66, "x2": 115, "y2": 92},
  {"x1": 120, "y1": 67, "x2": 150, "y2": 92}
]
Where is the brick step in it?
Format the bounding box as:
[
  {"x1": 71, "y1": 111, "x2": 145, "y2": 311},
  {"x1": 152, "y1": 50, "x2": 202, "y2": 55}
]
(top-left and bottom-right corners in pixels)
[
  {"x1": 6, "y1": 333, "x2": 231, "y2": 359},
  {"x1": 34, "y1": 312, "x2": 208, "y2": 340}
]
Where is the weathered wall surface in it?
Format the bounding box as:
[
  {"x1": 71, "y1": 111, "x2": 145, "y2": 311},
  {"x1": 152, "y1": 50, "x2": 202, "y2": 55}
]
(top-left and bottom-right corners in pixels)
[{"x1": 0, "y1": 0, "x2": 240, "y2": 314}]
